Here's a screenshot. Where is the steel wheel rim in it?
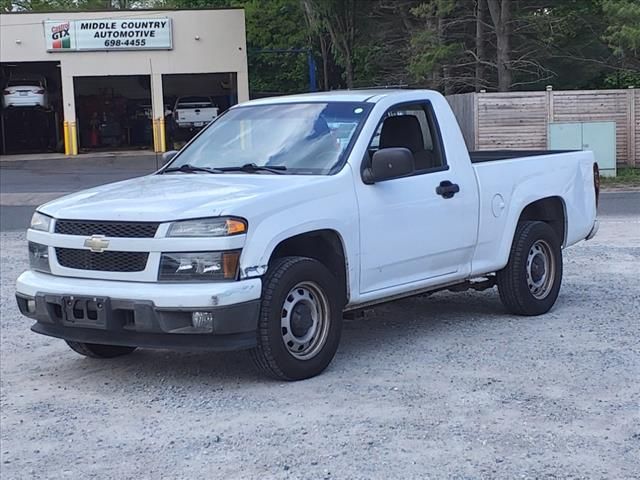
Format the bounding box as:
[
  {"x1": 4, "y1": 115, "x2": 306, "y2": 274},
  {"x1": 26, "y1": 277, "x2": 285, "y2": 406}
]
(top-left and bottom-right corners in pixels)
[
  {"x1": 526, "y1": 239, "x2": 555, "y2": 299},
  {"x1": 280, "y1": 281, "x2": 330, "y2": 360}
]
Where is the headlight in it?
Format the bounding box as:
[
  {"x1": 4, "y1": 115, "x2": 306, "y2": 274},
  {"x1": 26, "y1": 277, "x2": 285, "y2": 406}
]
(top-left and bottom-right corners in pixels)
[
  {"x1": 30, "y1": 212, "x2": 52, "y2": 232},
  {"x1": 166, "y1": 217, "x2": 246, "y2": 237},
  {"x1": 158, "y1": 251, "x2": 241, "y2": 281},
  {"x1": 28, "y1": 242, "x2": 50, "y2": 273}
]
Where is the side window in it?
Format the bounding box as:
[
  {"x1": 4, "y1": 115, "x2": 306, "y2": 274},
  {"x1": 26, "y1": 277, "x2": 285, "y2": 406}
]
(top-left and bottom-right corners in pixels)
[{"x1": 368, "y1": 102, "x2": 445, "y2": 172}]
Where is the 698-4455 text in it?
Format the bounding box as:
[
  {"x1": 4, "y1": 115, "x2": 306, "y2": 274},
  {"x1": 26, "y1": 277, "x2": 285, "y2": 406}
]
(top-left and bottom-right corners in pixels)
[{"x1": 104, "y1": 39, "x2": 147, "y2": 47}]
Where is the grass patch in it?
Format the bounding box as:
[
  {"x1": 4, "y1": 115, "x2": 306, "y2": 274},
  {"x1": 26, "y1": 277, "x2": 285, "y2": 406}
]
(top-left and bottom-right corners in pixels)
[{"x1": 600, "y1": 167, "x2": 640, "y2": 188}]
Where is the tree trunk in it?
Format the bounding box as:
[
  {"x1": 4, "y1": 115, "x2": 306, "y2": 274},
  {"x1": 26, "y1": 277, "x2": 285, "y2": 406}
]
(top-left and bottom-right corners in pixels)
[
  {"x1": 425, "y1": 11, "x2": 440, "y2": 90},
  {"x1": 344, "y1": 50, "x2": 354, "y2": 88},
  {"x1": 302, "y1": 0, "x2": 329, "y2": 90},
  {"x1": 319, "y1": 35, "x2": 330, "y2": 90},
  {"x1": 438, "y1": 15, "x2": 452, "y2": 94},
  {"x1": 305, "y1": 0, "x2": 357, "y2": 89},
  {"x1": 475, "y1": 0, "x2": 485, "y2": 91},
  {"x1": 487, "y1": 0, "x2": 511, "y2": 91},
  {"x1": 497, "y1": 0, "x2": 511, "y2": 91}
]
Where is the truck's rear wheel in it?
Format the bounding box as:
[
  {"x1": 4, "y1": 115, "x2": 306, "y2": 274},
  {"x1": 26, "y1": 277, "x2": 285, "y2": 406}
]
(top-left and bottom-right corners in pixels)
[
  {"x1": 66, "y1": 341, "x2": 136, "y2": 358},
  {"x1": 497, "y1": 221, "x2": 562, "y2": 316},
  {"x1": 250, "y1": 256, "x2": 343, "y2": 381}
]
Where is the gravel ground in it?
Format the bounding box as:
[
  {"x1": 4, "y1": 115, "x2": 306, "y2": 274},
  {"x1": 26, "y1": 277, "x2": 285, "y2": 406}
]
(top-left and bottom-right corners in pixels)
[{"x1": 1, "y1": 218, "x2": 638, "y2": 480}]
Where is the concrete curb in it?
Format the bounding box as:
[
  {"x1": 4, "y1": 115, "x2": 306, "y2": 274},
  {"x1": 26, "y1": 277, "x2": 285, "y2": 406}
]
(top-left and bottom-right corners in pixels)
[
  {"x1": 0, "y1": 192, "x2": 67, "y2": 206},
  {"x1": 600, "y1": 186, "x2": 640, "y2": 193},
  {"x1": 0, "y1": 150, "x2": 159, "y2": 163}
]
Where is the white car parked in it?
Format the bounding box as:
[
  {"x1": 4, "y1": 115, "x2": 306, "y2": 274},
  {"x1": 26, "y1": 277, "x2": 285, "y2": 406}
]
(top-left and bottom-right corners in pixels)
[
  {"x1": 2, "y1": 77, "x2": 49, "y2": 109},
  {"x1": 16, "y1": 89, "x2": 599, "y2": 380}
]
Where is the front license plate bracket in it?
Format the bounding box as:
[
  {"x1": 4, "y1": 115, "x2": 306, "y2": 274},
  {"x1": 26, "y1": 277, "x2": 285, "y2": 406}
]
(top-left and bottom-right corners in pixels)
[{"x1": 61, "y1": 296, "x2": 110, "y2": 328}]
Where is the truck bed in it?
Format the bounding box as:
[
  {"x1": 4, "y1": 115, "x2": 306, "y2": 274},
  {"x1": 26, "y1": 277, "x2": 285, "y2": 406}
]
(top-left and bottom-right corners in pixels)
[{"x1": 469, "y1": 150, "x2": 577, "y2": 163}]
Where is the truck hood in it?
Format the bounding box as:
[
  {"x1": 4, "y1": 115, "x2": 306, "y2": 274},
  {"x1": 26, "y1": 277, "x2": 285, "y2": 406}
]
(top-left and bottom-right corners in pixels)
[{"x1": 39, "y1": 173, "x2": 334, "y2": 222}]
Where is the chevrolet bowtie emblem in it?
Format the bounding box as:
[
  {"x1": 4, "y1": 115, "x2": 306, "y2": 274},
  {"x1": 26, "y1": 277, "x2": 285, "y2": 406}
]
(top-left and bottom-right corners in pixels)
[{"x1": 84, "y1": 235, "x2": 109, "y2": 253}]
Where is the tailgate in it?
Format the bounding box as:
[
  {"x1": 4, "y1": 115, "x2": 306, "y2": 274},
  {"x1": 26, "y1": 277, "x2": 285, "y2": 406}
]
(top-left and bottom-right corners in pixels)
[{"x1": 176, "y1": 107, "x2": 218, "y2": 123}]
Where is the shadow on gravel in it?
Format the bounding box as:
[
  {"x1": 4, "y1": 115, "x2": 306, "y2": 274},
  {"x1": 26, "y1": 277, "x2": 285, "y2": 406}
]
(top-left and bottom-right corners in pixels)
[
  {"x1": 341, "y1": 289, "x2": 507, "y2": 342},
  {"x1": 37, "y1": 289, "x2": 511, "y2": 388},
  {"x1": 56, "y1": 349, "x2": 266, "y2": 387}
]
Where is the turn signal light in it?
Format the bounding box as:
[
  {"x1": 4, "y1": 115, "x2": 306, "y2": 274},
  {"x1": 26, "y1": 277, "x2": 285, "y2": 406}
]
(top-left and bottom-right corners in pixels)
[
  {"x1": 226, "y1": 219, "x2": 247, "y2": 235},
  {"x1": 222, "y1": 250, "x2": 241, "y2": 279}
]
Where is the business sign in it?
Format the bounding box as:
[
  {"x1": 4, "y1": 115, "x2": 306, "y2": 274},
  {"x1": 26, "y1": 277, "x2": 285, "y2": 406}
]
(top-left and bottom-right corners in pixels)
[{"x1": 45, "y1": 18, "x2": 172, "y2": 52}]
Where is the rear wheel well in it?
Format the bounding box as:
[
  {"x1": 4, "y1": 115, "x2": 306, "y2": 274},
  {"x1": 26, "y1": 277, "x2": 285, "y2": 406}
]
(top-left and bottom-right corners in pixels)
[
  {"x1": 518, "y1": 196, "x2": 566, "y2": 245},
  {"x1": 269, "y1": 230, "x2": 348, "y2": 304}
]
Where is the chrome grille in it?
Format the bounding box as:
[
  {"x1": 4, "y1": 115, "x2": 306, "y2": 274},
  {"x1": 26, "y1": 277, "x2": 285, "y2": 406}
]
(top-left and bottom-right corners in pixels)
[
  {"x1": 54, "y1": 220, "x2": 159, "y2": 238},
  {"x1": 56, "y1": 248, "x2": 148, "y2": 272}
]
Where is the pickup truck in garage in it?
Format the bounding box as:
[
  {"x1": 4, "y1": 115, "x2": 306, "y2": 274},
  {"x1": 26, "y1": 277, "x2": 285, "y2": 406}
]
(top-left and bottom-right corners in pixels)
[
  {"x1": 173, "y1": 96, "x2": 219, "y2": 129},
  {"x1": 16, "y1": 89, "x2": 599, "y2": 380}
]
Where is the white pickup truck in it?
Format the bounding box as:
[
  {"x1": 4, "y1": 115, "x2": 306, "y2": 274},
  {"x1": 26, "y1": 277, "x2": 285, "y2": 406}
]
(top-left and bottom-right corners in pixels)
[
  {"x1": 173, "y1": 96, "x2": 219, "y2": 129},
  {"x1": 16, "y1": 90, "x2": 599, "y2": 380}
]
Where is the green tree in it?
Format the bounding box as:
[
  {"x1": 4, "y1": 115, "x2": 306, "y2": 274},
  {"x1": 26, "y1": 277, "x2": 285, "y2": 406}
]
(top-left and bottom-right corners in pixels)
[
  {"x1": 300, "y1": 0, "x2": 362, "y2": 88},
  {"x1": 366, "y1": 1, "x2": 417, "y2": 87},
  {"x1": 3, "y1": 0, "x2": 150, "y2": 11},
  {"x1": 4, "y1": 0, "x2": 637, "y2": 92},
  {"x1": 603, "y1": 0, "x2": 640, "y2": 79},
  {"x1": 155, "y1": 0, "x2": 312, "y2": 94},
  {"x1": 409, "y1": 0, "x2": 465, "y2": 93},
  {"x1": 519, "y1": 1, "x2": 608, "y2": 89},
  {"x1": 243, "y1": 0, "x2": 311, "y2": 94}
]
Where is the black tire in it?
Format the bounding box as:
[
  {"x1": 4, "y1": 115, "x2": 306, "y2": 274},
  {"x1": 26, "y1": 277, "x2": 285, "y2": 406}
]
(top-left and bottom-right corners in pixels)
[
  {"x1": 250, "y1": 256, "x2": 344, "y2": 381},
  {"x1": 66, "y1": 341, "x2": 137, "y2": 358},
  {"x1": 497, "y1": 220, "x2": 563, "y2": 316}
]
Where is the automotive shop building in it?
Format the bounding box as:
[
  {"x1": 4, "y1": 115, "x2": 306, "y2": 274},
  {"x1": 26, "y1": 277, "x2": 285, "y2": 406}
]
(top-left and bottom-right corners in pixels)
[{"x1": 0, "y1": 8, "x2": 249, "y2": 155}]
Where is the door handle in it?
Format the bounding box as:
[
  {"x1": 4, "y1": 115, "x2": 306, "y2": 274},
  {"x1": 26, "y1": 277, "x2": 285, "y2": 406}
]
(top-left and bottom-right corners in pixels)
[{"x1": 436, "y1": 180, "x2": 460, "y2": 199}]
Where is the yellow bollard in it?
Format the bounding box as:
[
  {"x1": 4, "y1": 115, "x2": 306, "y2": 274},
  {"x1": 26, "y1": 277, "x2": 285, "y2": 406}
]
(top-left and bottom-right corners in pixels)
[
  {"x1": 159, "y1": 118, "x2": 166, "y2": 153},
  {"x1": 63, "y1": 121, "x2": 70, "y2": 155},
  {"x1": 69, "y1": 122, "x2": 78, "y2": 155}
]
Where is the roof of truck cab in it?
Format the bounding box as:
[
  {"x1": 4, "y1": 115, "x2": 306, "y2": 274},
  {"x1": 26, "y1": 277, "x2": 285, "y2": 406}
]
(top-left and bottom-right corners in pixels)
[{"x1": 238, "y1": 89, "x2": 435, "y2": 106}]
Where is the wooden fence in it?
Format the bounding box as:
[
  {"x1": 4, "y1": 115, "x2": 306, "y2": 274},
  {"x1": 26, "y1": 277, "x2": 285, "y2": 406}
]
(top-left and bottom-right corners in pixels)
[{"x1": 447, "y1": 88, "x2": 639, "y2": 167}]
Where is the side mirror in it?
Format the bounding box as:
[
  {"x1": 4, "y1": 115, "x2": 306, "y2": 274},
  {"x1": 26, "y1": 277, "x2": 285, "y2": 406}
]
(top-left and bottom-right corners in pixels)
[
  {"x1": 162, "y1": 150, "x2": 178, "y2": 164},
  {"x1": 363, "y1": 147, "x2": 415, "y2": 184}
]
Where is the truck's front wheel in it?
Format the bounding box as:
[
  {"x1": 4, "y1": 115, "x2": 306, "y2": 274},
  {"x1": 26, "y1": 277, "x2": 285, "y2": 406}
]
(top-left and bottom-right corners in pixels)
[
  {"x1": 497, "y1": 221, "x2": 563, "y2": 316},
  {"x1": 250, "y1": 256, "x2": 343, "y2": 381},
  {"x1": 66, "y1": 341, "x2": 136, "y2": 358}
]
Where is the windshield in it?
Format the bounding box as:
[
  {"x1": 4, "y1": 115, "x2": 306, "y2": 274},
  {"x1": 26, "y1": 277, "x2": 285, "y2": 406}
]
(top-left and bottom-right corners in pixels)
[
  {"x1": 167, "y1": 101, "x2": 372, "y2": 175},
  {"x1": 7, "y1": 80, "x2": 43, "y2": 87},
  {"x1": 177, "y1": 96, "x2": 214, "y2": 108}
]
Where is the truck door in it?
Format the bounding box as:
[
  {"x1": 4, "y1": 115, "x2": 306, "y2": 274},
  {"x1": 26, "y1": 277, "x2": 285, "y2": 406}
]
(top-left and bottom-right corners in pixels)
[{"x1": 355, "y1": 101, "x2": 479, "y2": 294}]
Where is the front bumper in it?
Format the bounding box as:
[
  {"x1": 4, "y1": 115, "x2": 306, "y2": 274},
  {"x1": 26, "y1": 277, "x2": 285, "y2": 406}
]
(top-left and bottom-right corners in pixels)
[{"x1": 15, "y1": 271, "x2": 262, "y2": 351}]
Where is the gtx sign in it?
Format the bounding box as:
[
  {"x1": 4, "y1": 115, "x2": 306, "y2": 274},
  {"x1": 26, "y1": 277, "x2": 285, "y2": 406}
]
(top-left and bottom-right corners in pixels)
[{"x1": 45, "y1": 18, "x2": 172, "y2": 52}]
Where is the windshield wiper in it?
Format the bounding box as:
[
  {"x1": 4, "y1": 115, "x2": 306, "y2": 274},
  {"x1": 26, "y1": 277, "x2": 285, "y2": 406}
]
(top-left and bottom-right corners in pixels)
[
  {"x1": 218, "y1": 163, "x2": 287, "y2": 174},
  {"x1": 163, "y1": 164, "x2": 223, "y2": 174}
]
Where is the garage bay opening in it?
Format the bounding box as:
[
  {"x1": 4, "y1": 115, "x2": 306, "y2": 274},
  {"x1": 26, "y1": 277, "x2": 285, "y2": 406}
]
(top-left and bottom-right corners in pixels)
[
  {"x1": 162, "y1": 73, "x2": 237, "y2": 149},
  {"x1": 1, "y1": 61, "x2": 62, "y2": 155},
  {"x1": 74, "y1": 75, "x2": 152, "y2": 152}
]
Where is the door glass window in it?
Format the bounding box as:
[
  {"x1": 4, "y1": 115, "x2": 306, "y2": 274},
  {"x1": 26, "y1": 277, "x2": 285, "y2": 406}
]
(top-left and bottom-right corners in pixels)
[{"x1": 368, "y1": 103, "x2": 445, "y2": 172}]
